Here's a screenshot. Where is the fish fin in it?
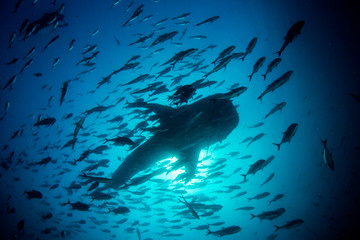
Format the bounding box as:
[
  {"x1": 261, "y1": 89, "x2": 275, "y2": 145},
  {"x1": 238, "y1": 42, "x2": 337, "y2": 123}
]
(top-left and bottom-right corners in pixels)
[
  {"x1": 250, "y1": 214, "x2": 256, "y2": 220},
  {"x1": 273, "y1": 143, "x2": 281, "y2": 150},
  {"x1": 274, "y1": 225, "x2": 280, "y2": 232}
]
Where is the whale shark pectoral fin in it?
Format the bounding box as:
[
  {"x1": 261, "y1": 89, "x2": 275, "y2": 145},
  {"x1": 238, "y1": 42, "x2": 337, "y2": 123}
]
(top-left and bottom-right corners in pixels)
[{"x1": 177, "y1": 147, "x2": 201, "y2": 183}]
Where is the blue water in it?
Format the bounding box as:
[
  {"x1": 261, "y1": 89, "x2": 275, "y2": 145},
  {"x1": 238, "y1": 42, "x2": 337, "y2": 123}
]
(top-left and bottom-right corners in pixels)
[{"x1": 1, "y1": 0, "x2": 359, "y2": 239}]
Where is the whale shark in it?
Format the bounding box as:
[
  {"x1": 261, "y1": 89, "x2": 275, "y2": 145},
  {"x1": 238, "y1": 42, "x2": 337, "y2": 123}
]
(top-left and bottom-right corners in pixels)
[{"x1": 105, "y1": 93, "x2": 240, "y2": 189}]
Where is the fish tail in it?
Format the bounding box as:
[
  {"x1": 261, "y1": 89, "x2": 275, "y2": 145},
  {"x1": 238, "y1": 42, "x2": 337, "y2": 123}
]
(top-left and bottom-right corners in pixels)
[
  {"x1": 274, "y1": 225, "x2": 280, "y2": 232},
  {"x1": 107, "y1": 208, "x2": 111, "y2": 214},
  {"x1": 248, "y1": 75, "x2": 252, "y2": 82},
  {"x1": 261, "y1": 74, "x2": 266, "y2": 80},
  {"x1": 206, "y1": 229, "x2": 212, "y2": 236},
  {"x1": 321, "y1": 139, "x2": 327, "y2": 146},
  {"x1": 240, "y1": 56, "x2": 245, "y2": 62},
  {"x1": 257, "y1": 96, "x2": 263, "y2": 103},
  {"x1": 274, "y1": 51, "x2": 281, "y2": 57},
  {"x1": 67, "y1": 199, "x2": 70, "y2": 205},
  {"x1": 247, "y1": 198, "x2": 252, "y2": 202},
  {"x1": 250, "y1": 214, "x2": 256, "y2": 220},
  {"x1": 104, "y1": 138, "x2": 109, "y2": 144},
  {"x1": 269, "y1": 200, "x2": 272, "y2": 204},
  {"x1": 273, "y1": 143, "x2": 281, "y2": 150},
  {"x1": 241, "y1": 174, "x2": 247, "y2": 181}
]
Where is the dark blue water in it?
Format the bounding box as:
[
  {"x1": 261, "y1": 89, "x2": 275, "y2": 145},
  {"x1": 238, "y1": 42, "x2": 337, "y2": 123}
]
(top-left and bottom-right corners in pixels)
[{"x1": 1, "y1": 0, "x2": 359, "y2": 239}]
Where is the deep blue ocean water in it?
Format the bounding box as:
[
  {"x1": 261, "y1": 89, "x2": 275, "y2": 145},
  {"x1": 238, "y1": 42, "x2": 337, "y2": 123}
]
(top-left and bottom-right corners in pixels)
[{"x1": 0, "y1": 0, "x2": 359, "y2": 239}]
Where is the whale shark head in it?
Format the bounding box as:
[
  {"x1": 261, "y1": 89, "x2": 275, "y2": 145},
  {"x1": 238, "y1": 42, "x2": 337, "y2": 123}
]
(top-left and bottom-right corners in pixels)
[{"x1": 106, "y1": 93, "x2": 239, "y2": 189}]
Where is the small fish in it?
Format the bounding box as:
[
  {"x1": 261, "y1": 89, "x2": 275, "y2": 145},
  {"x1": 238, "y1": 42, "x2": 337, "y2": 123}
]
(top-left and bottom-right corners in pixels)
[
  {"x1": 5, "y1": 58, "x2": 18, "y2": 65},
  {"x1": 247, "y1": 192, "x2": 270, "y2": 202},
  {"x1": 261, "y1": 173, "x2": 275, "y2": 186},
  {"x1": 265, "y1": 102, "x2": 286, "y2": 119},
  {"x1": 110, "y1": 0, "x2": 122, "y2": 8},
  {"x1": 13, "y1": 0, "x2": 24, "y2": 13},
  {"x1": 33, "y1": 117, "x2": 56, "y2": 127},
  {"x1": 247, "y1": 133, "x2": 265, "y2": 147},
  {"x1": 262, "y1": 58, "x2": 282, "y2": 80},
  {"x1": 269, "y1": 194, "x2": 284, "y2": 204},
  {"x1": 273, "y1": 123, "x2": 298, "y2": 150},
  {"x1": 195, "y1": 16, "x2": 219, "y2": 26},
  {"x1": 23, "y1": 47, "x2": 36, "y2": 59},
  {"x1": 33, "y1": 73, "x2": 43, "y2": 77},
  {"x1": 211, "y1": 45, "x2": 236, "y2": 65},
  {"x1": 172, "y1": 12, "x2": 191, "y2": 20},
  {"x1": 114, "y1": 36, "x2": 120, "y2": 46},
  {"x1": 207, "y1": 226, "x2": 241, "y2": 237},
  {"x1": 2, "y1": 75, "x2": 16, "y2": 90},
  {"x1": 321, "y1": 139, "x2": 335, "y2": 171},
  {"x1": 257, "y1": 71, "x2": 293, "y2": 103},
  {"x1": 250, "y1": 208, "x2": 285, "y2": 221},
  {"x1": 345, "y1": 92, "x2": 360, "y2": 102},
  {"x1": 8, "y1": 32, "x2": 16, "y2": 48},
  {"x1": 43, "y1": 35, "x2": 59, "y2": 51},
  {"x1": 274, "y1": 219, "x2": 304, "y2": 231},
  {"x1": 248, "y1": 57, "x2": 266, "y2": 81},
  {"x1": 68, "y1": 39, "x2": 75, "y2": 52},
  {"x1": 90, "y1": 27, "x2": 99, "y2": 37},
  {"x1": 189, "y1": 35, "x2": 207, "y2": 40},
  {"x1": 122, "y1": 4, "x2": 143, "y2": 27},
  {"x1": 24, "y1": 190, "x2": 42, "y2": 199},
  {"x1": 275, "y1": 20, "x2": 305, "y2": 57},
  {"x1": 17, "y1": 220, "x2": 25, "y2": 231},
  {"x1": 178, "y1": 195, "x2": 199, "y2": 219},
  {"x1": 19, "y1": 59, "x2": 33, "y2": 74},
  {"x1": 248, "y1": 122, "x2": 264, "y2": 128},
  {"x1": 152, "y1": 18, "x2": 168, "y2": 26},
  {"x1": 52, "y1": 57, "x2": 60, "y2": 67},
  {"x1": 60, "y1": 81, "x2": 69, "y2": 106},
  {"x1": 19, "y1": 19, "x2": 29, "y2": 35},
  {"x1": 241, "y1": 37, "x2": 257, "y2": 61},
  {"x1": 234, "y1": 206, "x2": 254, "y2": 211},
  {"x1": 124, "y1": 1, "x2": 134, "y2": 12},
  {"x1": 179, "y1": 27, "x2": 187, "y2": 40}
]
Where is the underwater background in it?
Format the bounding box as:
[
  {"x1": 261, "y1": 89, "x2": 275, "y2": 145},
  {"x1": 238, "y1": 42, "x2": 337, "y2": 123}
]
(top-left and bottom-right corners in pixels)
[{"x1": 0, "y1": 0, "x2": 360, "y2": 239}]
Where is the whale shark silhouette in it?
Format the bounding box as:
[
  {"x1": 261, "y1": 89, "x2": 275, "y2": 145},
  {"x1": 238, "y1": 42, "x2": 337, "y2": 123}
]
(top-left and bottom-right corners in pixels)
[{"x1": 106, "y1": 93, "x2": 239, "y2": 189}]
